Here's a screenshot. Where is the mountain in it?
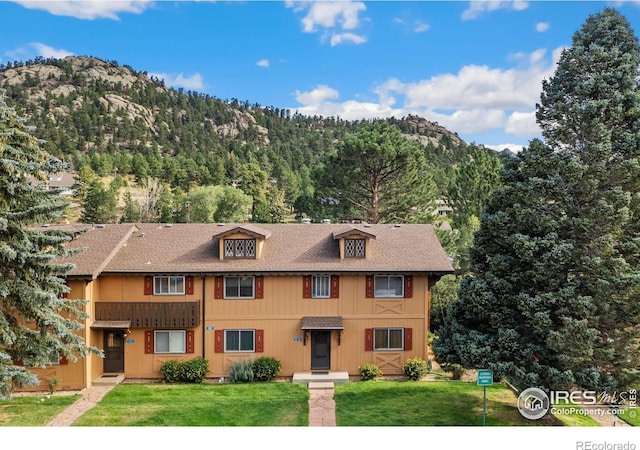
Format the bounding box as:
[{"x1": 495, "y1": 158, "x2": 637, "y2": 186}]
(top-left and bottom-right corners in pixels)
[{"x1": 0, "y1": 55, "x2": 500, "y2": 224}]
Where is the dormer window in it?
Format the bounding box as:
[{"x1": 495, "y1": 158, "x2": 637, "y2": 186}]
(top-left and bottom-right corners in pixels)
[
  {"x1": 345, "y1": 238, "x2": 366, "y2": 258},
  {"x1": 224, "y1": 239, "x2": 256, "y2": 259}
]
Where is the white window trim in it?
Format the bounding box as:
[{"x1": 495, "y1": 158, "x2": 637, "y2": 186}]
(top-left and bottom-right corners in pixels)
[
  {"x1": 312, "y1": 275, "x2": 331, "y2": 299},
  {"x1": 374, "y1": 275, "x2": 404, "y2": 298},
  {"x1": 153, "y1": 275, "x2": 186, "y2": 295},
  {"x1": 224, "y1": 275, "x2": 255, "y2": 299},
  {"x1": 224, "y1": 329, "x2": 256, "y2": 352},
  {"x1": 373, "y1": 327, "x2": 404, "y2": 351},
  {"x1": 154, "y1": 330, "x2": 186, "y2": 354}
]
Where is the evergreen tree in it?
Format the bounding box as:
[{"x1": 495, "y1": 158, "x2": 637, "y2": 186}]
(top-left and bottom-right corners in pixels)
[
  {"x1": 0, "y1": 92, "x2": 99, "y2": 399},
  {"x1": 319, "y1": 121, "x2": 437, "y2": 224},
  {"x1": 435, "y1": 9, "x2": 640, "y2": 392}
]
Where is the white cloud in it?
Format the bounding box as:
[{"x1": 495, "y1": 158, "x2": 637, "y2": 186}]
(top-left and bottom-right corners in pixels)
[
  {"x1": 4, "y1": 42, "x2": 73, "y2": 61},
  {"x1": 256, "y1": 59, "x2": 270, "y2": 68},
  {"x1": 536, "y1": 22, "x2": 550, "y2": 32},
  {"x1": 30, "y1": 43, "x2": 73, "y2": 59},
  {"x1": 461, "y1": 1, "x2": 529, "y2": 21},
  {"x1": 294, "y1": 85, "x2": 339, "y2": 105},
  {"x1": 288, "y1": 1, "x2": 367, "y2": 46},
  {"x1": 330, "y1": 32, "x2": 366, "y2": 46},
  {"x1": 149, "y1": 72, "x2": 204, "y2": 90},
  {"x1": 290, "y1": 48, "x2": 557, "y2": 144},
  {"x1": 414, "y1": 21, "x2": 430, "y2": 33},
  {"x1": 12, "y1": 0, "x2": 154, "y2": 20}
]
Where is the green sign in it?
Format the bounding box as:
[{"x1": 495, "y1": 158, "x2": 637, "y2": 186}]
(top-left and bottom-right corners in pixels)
[{"x1": 477, "y1": 369, "x2": 493, "y2": 386}]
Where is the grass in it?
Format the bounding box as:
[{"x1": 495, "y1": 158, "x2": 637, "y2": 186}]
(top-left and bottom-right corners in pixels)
[
  {"x1": 0, "y1": 394, "x2": 80, "y2": 426},
  {"x1": 618, "y1": 407, "x2": 640, "y2": 426},
  {"x1": 551, "y1": 402, "x2": 602, "y2": 426},
  {"x1": 334, "y1": 380, "x2": 565, "y2": 426},
  {"x1": 72, "y1": 382, "x2": 309, "y2": 426}
]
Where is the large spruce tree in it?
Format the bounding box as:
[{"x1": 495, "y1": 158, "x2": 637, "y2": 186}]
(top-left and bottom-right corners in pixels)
[
  {"x1": 435, "y1": 8, "x2": 640, "y2": 392},
  {"x1": 0, "y1": 91, "x2": 98, "y2": 399}
]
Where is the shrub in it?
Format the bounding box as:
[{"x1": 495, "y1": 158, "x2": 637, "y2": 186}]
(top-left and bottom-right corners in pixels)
[
  {"x1": 252, "y1": 357, "x2": 282, "y2": 382},
  {"x1": 160, "y1": 359, "x2": 182, "y2": 383},
  {"x1": 443, "y1": 363, "x2": 465, "y2": 380},
  {"x1": 358, "y1": 363, "x2": 383, "y2": 381},
  {"x1": 160, "y1": 357, "x2": 210, "y2": 383},
  {"x1": 228, "y1": 359, "x2": 254, "y2": 383},
  {"x1": 180, "y1": 357, "x2": 210, "y2": 383},
  {"x1": 403, "y1": 357, "x2": 428, "y2": 381}
]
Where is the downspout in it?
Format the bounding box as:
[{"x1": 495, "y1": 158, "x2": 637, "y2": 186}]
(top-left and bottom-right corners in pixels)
[{"x1": 201, "y1": 273, "x2": 206, "y2": 359}]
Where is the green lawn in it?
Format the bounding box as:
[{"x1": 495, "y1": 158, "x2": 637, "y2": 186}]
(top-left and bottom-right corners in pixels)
[
  {"x1": 335, "y1": 380, "x2": 576, "y2": 426},
  {"x1": 0, "y1": 394, "x2": 80, "y2": 426},
  {"x1": 618, "y1": 407, "x2": 640, "y2": 426},
  {"x1": 72, "y1": 382, "x2": 309, "y2": 426}
]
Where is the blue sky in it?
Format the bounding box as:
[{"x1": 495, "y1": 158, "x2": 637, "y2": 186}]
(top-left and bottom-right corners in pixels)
[{"x1": 3, "y1": 1, "x2": 640, "y2": 152}]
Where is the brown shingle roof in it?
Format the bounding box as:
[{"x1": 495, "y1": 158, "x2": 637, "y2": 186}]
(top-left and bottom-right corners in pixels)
[
  {"x1": 96, "y1": 223, "x2": 453, "y2": 275},
  {"x1": 49, "y1": 223, "x2": 138, "y2": 278}
]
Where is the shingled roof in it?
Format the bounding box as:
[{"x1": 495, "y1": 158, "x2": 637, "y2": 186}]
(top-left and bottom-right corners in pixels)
[{"x1": 53, "y1": 222, "x2": 454, "y2": 276}]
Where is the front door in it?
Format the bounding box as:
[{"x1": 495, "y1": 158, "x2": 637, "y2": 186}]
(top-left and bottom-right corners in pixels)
[
  {"x1": 103, "y1": 331, "x2": 125, "y2": 373},
  {"x1": 311, "y1": 330, "x2": 331, "y2": 370}
]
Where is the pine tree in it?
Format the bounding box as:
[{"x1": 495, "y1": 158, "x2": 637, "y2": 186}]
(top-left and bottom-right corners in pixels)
[
  {"x1": 0, "y1": 91, "x2": 99, "y2": 399},
  {"x1": 435, "y1": 8, "x2": 640, "y2": 392}
]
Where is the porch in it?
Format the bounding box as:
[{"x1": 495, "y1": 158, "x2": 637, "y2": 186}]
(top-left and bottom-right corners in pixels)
[{"x1": 292, "y1": 371, "x2": 349, "y2": 384}]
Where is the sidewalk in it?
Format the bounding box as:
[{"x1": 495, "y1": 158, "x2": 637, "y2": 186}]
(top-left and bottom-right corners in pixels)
[
  {"x1": 45, "y1": 385, "x2": 115, "y2": 427},
  {"x1": 308, "y1": 382, "x2": 336, "y2": 426}
]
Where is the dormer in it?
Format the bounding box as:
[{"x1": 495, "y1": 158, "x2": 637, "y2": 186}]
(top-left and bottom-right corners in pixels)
[
  {"x1": 333, "y1": 226, "x2": 376, "y2": 260},
  {"x1": 213, "y1": 224, "x2": 271, "y2": 260}
]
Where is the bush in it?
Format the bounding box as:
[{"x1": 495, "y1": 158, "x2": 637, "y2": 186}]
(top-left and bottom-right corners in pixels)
[
  {"x1": 228, "y1": 359, "x2": 254, "y2": 383},
  {"x1": 252, "y1": 357, "x2": 282, "y2": 382},
  {"x1": 443, "y1": 363, "x2": 465, "y2": 380},
  {"x1": 358, "y1": 363, "x2": 383, "y2": 381},
  {"x1": 160, "y1": 359, "x2": 182, "y2": 383},
  {"x1": 180, "y1": 357, "x2": 209, "y2": 383},
  {"x1": 403, "y1": 357, "x2": 428, "y2": 381},
  {"x1": 160, "y1": 357, "x2": 210, "y2": 383}
]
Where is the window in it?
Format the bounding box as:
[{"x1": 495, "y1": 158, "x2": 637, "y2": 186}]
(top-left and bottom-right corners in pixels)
[
  {"x1": 224, "y1": 239, "x2": 256, "y2": 258},
  {"x1": 374, "y1": 275, "x2": 404, "y2": 297},
  {"x1": 345, "y1": 238, "x2": 366, "y2": 258},
  {"x1": 224, "y1": 276, "x2": 255, "y2": 299},
  {"x1": 224, "y1": 329, "x2": 255, "y2": 352},
  {"x1": 154, "y1": 276, "x2": 185, "y2": 295},
  {"x1": 374, "y1": 328, "x2": 404, "y2": 350},
  {"x1": 154, "y1": 330, "x2": 186, "y2": 353},
  {"x1": 312, "y1": 275, "x2": 331, "y2": 298}
]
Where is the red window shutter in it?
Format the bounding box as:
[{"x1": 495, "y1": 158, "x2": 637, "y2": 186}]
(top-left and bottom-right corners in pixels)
[
  {"x1": 365, "y1": 275, "x2": 374, "y2": 298},
  {"x1": 59, "y1": 355, "x2": 69, "y2": 365},
  {"x1": 255, "y1": 329, "x2": 264, "y2": 353},
  {"x1": 214, "y1": 329, "x2": 224, "y2": 353},
  {"x1": 404, "y1": 275, "x2": 413, "y2": 298},
  {"x1": 214, "y1": 276, "x2": 224, "y2": 299},
  {"x1": 365, "y1": 328, "x2": 373, "y2": 351},
  {"x1": 330, "y1": 275, "x2": 339, "y2": 298},
  {"x1": 186, "y1": 276, "x2": 194, "y2": 295},
  {"x1": 404, "y1": 328, "x2": 413, "y2": 351},
  {"x1": 302, "y1": 275, "x2": 311, "y2": 298},
  {"x1": 145, "y1": 330, "x2": 154, "y2": 354},
  {"x1": 144, "y1": 276, "x2": 153, "y2": 295},
  {"x1": 186, "y1": 330, "x2": 195, "y2": 353},
  {"x1": 255, "y1": 276, "x2": 263, "y2": 299}
]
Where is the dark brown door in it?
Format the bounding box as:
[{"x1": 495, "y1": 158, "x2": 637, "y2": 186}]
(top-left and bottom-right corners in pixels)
[
  {"x1": 311, "y1": 330, "x2": 331, "y2": 370},
  {"x1": 103, "y1": 331, "x2": 125, "y2": 373}
]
